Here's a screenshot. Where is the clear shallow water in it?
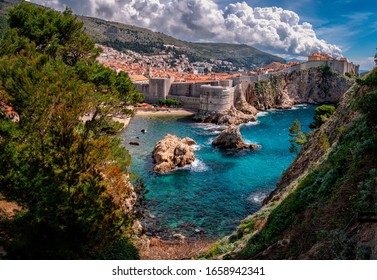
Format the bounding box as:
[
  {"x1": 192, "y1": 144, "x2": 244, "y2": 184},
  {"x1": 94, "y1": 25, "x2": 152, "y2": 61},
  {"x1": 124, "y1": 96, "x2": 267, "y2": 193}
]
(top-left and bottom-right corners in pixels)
[{"x1": 120, "y1": 105, "x2": 315, "y2": 238}]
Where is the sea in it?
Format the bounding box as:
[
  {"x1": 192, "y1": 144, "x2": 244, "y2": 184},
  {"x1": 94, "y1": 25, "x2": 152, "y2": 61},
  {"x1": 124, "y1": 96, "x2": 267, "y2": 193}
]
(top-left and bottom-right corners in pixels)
[{"x1": 120, "y1": 105, "x2": 316, "y2": 239}]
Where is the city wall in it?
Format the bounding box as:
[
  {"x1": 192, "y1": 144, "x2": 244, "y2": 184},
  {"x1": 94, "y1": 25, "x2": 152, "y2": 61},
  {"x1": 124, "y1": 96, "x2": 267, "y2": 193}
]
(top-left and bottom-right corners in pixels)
[
  {"x1": 199, "y1": 85, "x2": 234, "y2": 111},
  {"x1": 135, "y1": 59, "x2": 358, "y2": 111}
]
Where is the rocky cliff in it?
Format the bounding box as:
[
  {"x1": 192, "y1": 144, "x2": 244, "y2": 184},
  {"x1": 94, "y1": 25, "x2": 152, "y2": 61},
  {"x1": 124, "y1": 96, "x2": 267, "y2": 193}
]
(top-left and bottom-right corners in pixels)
[
  {"x1": 203, "y1": 68, "x2": 377, "y2": 260},
  {"x1": 246, "y1": 68, "x2": 354, "y2": 110}
]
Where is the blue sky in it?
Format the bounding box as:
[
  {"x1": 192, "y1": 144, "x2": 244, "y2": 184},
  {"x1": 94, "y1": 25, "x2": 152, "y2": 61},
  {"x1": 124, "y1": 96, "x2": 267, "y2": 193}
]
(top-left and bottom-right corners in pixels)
[{"x1": 29, "y1": 0, "x2": 377, "y2": 69}]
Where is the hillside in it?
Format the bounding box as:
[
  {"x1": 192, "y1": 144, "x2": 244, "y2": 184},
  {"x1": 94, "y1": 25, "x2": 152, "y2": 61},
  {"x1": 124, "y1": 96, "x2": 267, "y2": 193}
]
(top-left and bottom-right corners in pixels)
[
  {"x1": 79, "y1": 15, "x2": 285, "y2": 70},
  {"x1": 0, "y1": 0, "x2": 285, "y2": 71},
  {"x1": 204, "y1": 69, "x2": 377, "y2": 260}
]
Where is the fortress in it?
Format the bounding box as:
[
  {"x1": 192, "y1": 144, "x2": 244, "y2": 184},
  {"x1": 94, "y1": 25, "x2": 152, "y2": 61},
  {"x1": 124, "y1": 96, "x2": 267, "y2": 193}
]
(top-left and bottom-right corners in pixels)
[
  {"x1": 134, "y1": 76, "x2": 254, "y2": 111},
  {"x1": 134, "y1": 54, "x2": 359, "y2": 112}
]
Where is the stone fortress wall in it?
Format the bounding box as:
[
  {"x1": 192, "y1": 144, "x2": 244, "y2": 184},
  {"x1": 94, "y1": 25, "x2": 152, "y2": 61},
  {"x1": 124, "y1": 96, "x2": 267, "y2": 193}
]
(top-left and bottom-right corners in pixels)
[
  {"x1": 289, "y1": 60, "x2": 359, "y2": 75},
  {"x1": 134, "y1": 55, "x2": 359, "y2": 112},
  {"x1": 199, "y1": 85, "x2": 234, "y2": 111}
]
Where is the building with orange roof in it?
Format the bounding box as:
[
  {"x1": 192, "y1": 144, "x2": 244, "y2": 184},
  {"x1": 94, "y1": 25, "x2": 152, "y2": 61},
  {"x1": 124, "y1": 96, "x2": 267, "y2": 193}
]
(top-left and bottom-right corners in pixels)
[{"x1": 308, "y1": 53, "x2": 334, "y2": 61}]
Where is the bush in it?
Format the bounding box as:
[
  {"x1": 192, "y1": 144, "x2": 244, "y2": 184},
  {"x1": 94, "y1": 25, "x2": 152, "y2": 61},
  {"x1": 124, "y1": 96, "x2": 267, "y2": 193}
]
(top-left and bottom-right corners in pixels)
[
  {"x1": 158, "y1": 99, "x2": 183, "y2": 107},
  {"x1": 356, "y1": 69, "x2": 377, "y2": 87},
  {"x1": 309, "y1": 105, "x2": 336, "y2": 129},
  {"x1": 357, "y1": 90, "x2": 377, "y2": 127}
]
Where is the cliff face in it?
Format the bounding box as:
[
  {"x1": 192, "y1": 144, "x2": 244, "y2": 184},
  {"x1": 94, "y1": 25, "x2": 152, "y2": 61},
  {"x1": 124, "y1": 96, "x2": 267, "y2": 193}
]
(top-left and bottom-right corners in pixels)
[
  {"x1": 203, "y1": 68, "x2": 377, "y2": 260},
  {"x1": 245, "y1": 68, "x2": 354, "y2": 110}
]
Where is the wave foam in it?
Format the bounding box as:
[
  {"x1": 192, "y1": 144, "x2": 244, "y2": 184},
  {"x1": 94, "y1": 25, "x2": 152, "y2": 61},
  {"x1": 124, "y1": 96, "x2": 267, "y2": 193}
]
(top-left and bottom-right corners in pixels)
[
  {"x1": 256, "y1": 111, "x2": 269, "y2": 117},
  {"x1": 192, "y1": 144, "x2": 201, "y2": 151},
  {"x1": 185, "y1": 159, "x2": 209, "y2": 172},
  {"x1": 241, "y1": 120, "x2": 260, "y2": 127},
  {"x1": 248, "y1": 192, "x2": 267, "y2": 204}
]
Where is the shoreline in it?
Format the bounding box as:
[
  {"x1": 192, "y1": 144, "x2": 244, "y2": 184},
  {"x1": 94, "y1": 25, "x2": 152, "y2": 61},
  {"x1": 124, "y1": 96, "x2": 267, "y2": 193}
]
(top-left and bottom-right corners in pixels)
[
  {"x1": 112, "y1": 108, "x2": 196, "y2": 130},
  {"x1": 135, "y1": 107, "x2": 197, "y2": 117}
]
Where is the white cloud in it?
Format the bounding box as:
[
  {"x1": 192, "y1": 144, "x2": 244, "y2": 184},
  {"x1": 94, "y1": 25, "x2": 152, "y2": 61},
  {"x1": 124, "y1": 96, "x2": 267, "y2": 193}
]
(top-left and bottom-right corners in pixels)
[{"x1": 27, "y1": 0, "x2": 343, "y2": 57}]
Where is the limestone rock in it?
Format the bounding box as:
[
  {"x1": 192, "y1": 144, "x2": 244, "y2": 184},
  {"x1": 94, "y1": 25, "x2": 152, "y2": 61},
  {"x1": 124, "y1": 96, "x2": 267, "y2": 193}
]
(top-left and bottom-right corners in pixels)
[
  {"x1": 234, "y1": 83, "x2": 259, "y2": 115},
  {"x1": 193, "y1": 106, "x2": 256, "y2": 126},
  {"x1": 246, "y1": 68, "x2": 353, "y2": 110},
  {"x1": 153, "y1": 134, "x2": 196, "y2": 173},
  {"x1": 212, "y1": 125, "x2": 259, "y2": 150}
]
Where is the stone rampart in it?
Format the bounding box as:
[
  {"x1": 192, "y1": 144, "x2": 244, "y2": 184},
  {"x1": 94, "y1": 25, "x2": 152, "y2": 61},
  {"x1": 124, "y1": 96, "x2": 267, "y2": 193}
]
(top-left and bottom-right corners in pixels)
[
  {"x1": 166, "y1": 95, "x2": 200, "y2": 109},
  {"x1": 199, "y1": 85, "x2": 234, "y2": 111}
]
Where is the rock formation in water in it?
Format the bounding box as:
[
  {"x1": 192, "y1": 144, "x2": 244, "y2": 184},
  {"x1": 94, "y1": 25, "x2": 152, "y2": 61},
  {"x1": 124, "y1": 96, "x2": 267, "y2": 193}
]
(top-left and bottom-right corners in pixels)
[
  {"x1": 153, "y1": 134, "x2": 196, "y2": 173},
  {"x1": 193, "y1": 106, "x2": 256, "y2": 126},
  {"x1": 212, "y1": 125, "x2": 259, "y2": 150}
]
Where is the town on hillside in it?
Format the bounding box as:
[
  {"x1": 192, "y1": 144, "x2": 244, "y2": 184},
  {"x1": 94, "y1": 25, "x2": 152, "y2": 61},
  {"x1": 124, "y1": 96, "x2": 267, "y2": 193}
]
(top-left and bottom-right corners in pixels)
[
  {"x1": 98, "y1": 44, "x2": 359, "y2": 84},
  {"x1": 97, "y1": 44, "x2": 359, "y2": 112}
]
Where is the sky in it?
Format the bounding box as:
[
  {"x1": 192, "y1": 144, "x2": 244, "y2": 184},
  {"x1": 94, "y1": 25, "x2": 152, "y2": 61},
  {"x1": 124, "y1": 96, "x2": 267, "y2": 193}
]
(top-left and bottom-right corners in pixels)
[{"x1": 28, "y1": 0, "x2": 377, "y2": 70}]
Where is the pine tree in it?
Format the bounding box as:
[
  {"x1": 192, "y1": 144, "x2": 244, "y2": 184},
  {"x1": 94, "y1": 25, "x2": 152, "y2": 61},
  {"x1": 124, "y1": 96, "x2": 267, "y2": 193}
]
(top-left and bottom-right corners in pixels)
[
  {"x1": 289, "y1": 119, "x2": 307, "y2": 153},
  {"x1": 0, "y1": 2, "x2": 142, "y2": 259}
]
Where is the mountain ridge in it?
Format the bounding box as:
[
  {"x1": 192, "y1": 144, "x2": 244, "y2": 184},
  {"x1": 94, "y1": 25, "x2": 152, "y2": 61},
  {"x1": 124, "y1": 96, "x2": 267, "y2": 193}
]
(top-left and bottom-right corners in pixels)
[
  {"x1": 0, "y1": 0, "x2": 285, "y2": 71},
  {"x1": 79, "y1": 14, "x2": 285, "y2": 70}
]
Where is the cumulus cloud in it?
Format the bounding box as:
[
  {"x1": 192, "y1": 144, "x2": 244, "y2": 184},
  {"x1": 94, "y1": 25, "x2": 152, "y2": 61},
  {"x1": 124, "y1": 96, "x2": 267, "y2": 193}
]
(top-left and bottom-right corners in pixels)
[{"x1": 27, "y1": 0, "x2": 342, "y2": 57}]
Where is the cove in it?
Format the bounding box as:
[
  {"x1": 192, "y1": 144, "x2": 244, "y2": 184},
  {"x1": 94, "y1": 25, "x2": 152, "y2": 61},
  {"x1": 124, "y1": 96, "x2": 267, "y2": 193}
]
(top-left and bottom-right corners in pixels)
[{"x1": 120, "y1": 105, "x2": 316, "y2": 239}]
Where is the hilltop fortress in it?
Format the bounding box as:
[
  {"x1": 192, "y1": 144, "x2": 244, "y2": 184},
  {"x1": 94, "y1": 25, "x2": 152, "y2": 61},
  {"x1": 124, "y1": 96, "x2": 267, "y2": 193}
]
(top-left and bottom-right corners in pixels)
[{"x1": 134, "y1": 54, "x2": 358, "y2": 113}]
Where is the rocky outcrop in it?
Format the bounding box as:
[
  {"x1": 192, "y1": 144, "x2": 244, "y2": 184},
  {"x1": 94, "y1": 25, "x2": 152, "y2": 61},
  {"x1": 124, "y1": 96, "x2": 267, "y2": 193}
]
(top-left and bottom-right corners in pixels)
[
  {"x1": 212, "y1": 125, "x2": 259, "y2": 150},
  {"x1": 193, "y1": 106, "x2": 256, "y2": 126},
  {"x1": 234, "y1": 83, "x2": 259, "y2": 115},
  {"x1": 153, "y1": 134, "x2": 196, "y2": 173},
  {"x1": 246, "y1": 68, "x2": 354, "y2": 110}
]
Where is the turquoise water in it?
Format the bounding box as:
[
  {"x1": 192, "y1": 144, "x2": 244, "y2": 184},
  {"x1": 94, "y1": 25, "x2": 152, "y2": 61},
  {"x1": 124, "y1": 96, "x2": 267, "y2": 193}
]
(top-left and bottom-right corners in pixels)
[{"x1": 120, "y1": 105, "x2": 315, "y2": 238}]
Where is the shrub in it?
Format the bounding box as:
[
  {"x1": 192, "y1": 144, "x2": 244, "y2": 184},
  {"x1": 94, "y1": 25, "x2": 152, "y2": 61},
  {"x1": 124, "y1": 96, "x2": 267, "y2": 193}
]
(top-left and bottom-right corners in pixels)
[
  {"x1": 158, "y1": 99, "x2": 183, "y2": 107},
  {"x1": 309, "y1": 105, "x2": 336, "y2": 129}
]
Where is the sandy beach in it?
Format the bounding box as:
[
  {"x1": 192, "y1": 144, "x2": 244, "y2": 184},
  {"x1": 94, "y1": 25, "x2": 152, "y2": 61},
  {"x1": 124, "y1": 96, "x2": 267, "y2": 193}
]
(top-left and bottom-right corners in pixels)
[
  {"x1": 81, "y1": 108, "x2": 195, "y2": 131},
  {"x1": 135, "y1": 108, "x2": 196, "y2": 116}
]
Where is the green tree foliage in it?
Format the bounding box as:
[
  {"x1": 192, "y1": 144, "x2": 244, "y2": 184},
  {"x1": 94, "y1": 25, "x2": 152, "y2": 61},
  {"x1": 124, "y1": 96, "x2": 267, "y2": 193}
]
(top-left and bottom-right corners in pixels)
[
  {"x1": 0, "y1": 2, "x2": 142, "y2": 259},
  {"x1": 5, "y1": 3, "x2": 99, "y2": 65},
  {"x1": 358, "y1": 90, "x2": 377, "y2": 128},
  {"x1": 75, "y1": 62, "x2": 143, "y2": 104},
  {"x1": 158, "y1": 99, "x2": 183, "y2": 107},
  {"x1": 309, "y1": 105, "x2": 336, "y2": 129},
  {"x1": 289, "y1": 119, "x2": 307, "y2": 153}
]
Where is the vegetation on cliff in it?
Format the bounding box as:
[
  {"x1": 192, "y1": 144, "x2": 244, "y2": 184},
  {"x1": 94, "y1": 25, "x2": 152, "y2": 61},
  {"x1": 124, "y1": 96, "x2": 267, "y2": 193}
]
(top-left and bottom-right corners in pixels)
[
  {"x1": 309, "y1": 105, "x2": 336, "y2": 129},
  {"x1": 0, "y1": 2, "x2": 143, "y2": 259},
  {"x1": 204, "y1": 68, "x2": 377, "y2": 260}
]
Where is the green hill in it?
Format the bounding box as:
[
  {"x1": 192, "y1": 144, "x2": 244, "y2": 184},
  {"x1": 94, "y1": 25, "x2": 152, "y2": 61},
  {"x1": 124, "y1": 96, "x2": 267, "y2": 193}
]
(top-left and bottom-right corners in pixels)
[
  {"x1": 79, "y1": 15, "x2": 285, "y2": 70},
  {"x1": 0, "y1": 0, "x2": 285, "y2": 71}
]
